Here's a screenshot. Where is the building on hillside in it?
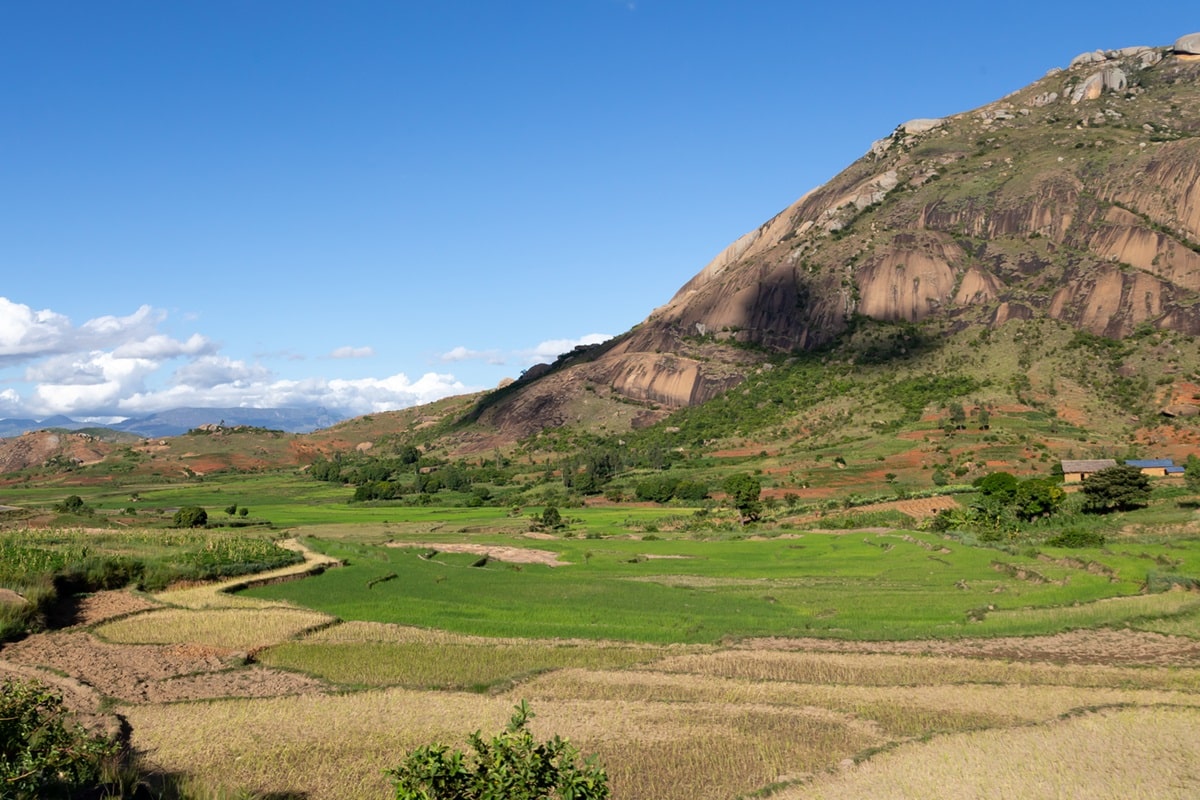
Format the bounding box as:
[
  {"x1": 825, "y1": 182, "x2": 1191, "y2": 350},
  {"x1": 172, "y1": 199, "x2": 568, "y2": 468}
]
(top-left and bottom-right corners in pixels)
[
  {"x1": 1060, "y1": 459, "x2": 1118, "y2": 483},
  {"x1": 1124, "y1": 459, "x2": 1185, "y2": 477}
]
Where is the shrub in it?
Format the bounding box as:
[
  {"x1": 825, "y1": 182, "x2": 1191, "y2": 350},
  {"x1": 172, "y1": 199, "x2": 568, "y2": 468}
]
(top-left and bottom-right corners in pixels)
[
  {"x1": 672, "y1": 480, "x2": 709, "y2": 501},
  {"x1": 0, "y1": 677, "x2": 119, "y2": 799},
  {"x1": 634, "y1": 475, "x2": 679, "y2": 503},
  {"x1": 172, "y1": 506, "x2": 208, "y2": 528},
  {"x1": 1045, "y1": 528, "x2": 1106, "y2": 548},
  {"x1": 387, "y1": 701, "x2": 609, "y2": 800},
  {"x1": 974, "y1": 472, "x2": 1018, "y2": 501},
  {"x1": 541, "y1": 506, "x2": 564, "y2": 530},
  {"x1": 53, "y1": 495, "x2": 90, "y2": 515}
]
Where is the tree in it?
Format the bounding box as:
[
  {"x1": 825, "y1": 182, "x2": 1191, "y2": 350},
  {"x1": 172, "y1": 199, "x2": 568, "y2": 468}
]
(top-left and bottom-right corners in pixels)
[
  {"x1": 948, "y1": 402, "x2": 966, "y2": 429},
  {"x1": 1185, "y1": 454, "x2": 1200, "y2": 492},
  {"x1": 1013, "y1": 478, "x2": 1065, "y2": 520},
  {"x1": 173, "y1": 505, "x2": 208, "y2": 528},
  {"x1": 0, "y1": 677, "x2": 119, "y2": 799},
  {"x1": 54, "y1": 495, "x2": 89, "y2": 514},
  {"x1": 1081, "y1": 465, "x2": 1152, "y2": 512},
  {"x1": 541, "y1": 506, "x2": 564, "y2": 530},
  {"x1": 387, "y1": 701, "x2": 609, "y2": 800},
  {"x1": 225, "y1": 503, "x2": 238, "y2": 516},
  {"x1": 974, "y1": 472, "x2": 1018, "y2": 502},
  {"x1": 635, "y1": 475, "x2": 678, "y2": 503},
  {"x1": 723, "y1": 473, "x2": 762, "y2": 522},
  {"x1": 238, "y1": 506, "x2": 249, "y2": 517}
]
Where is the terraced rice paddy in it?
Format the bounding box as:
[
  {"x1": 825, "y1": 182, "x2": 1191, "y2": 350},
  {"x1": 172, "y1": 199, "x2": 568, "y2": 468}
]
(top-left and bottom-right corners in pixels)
[{"x1": 5, "y1": 530, "x2": 1200, "y2": 798}]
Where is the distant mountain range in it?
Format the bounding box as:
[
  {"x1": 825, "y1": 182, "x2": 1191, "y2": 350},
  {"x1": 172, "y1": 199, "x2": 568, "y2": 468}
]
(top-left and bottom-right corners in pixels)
[{"x1": 0, "y1": 407, "x2": 347, "y2": 438}]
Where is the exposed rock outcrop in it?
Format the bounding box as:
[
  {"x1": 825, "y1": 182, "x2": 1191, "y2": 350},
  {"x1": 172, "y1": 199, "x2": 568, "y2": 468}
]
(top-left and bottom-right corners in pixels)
[
  {"x1": 1070, "y1": 66, "x2": 1127, "y2": 103},
  {"x1": 1175, "y1": 32, "x2": 1200, "y2": 55},
  {"x1": 473, "y1": 36, "x2": 1200, "y2": 437}
]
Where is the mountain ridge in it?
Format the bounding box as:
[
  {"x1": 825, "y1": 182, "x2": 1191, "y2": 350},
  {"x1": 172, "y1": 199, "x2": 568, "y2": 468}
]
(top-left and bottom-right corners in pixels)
[{"x1": 464, "y1": 35, "x2": 1200, "y2": 442}]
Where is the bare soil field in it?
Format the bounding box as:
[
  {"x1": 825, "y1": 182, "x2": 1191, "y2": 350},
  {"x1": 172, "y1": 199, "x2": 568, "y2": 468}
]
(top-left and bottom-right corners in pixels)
[
  {"x1": 73, "y1": 587, "x2": 159, "y2": 624},
  {"x1": 2, "y1": 629, "x2": 327, "y2": 703}
]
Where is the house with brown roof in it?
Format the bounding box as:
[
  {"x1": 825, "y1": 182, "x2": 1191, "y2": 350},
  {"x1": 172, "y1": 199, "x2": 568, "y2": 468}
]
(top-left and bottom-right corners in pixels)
[{"x1": 1060, "y1": 459, "x2": 1118, "y2": 483}]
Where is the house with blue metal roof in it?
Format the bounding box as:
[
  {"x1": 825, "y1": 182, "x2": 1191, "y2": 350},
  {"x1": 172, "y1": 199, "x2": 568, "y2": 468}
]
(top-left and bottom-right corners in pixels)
[{"x1": 1125, "y1": 459, "x2": 1185, "y2": 477}]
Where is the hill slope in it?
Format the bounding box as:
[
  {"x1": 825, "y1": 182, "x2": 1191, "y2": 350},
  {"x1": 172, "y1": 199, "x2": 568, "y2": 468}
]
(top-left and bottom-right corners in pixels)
[{"x1": 471, "y1": 36, "x2": 1200, "y2": 441}]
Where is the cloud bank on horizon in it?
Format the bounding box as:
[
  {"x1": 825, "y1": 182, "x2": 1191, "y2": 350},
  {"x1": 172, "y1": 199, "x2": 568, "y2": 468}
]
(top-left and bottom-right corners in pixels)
[{"x1": 0, "y1": 296, "x2": 608, "y2": 421}]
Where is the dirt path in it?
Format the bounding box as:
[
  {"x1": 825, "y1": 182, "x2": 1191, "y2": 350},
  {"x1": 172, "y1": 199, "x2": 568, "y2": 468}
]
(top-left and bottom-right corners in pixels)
[
  {"x1": 0, "y1": 538, "x2": 339, "y2": 710},
  {"x1": 156, "y1": 536, "x2": 343, "y2": 608}
]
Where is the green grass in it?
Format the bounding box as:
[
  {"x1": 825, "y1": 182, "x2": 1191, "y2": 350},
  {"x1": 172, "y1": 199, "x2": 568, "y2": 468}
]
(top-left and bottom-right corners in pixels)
[
  {"x1": 243, "y1": 529, "x2": 1198, "y2": 644},
  {"x1": 0, "y1": 527, "x2": 303, "y2": 638}
]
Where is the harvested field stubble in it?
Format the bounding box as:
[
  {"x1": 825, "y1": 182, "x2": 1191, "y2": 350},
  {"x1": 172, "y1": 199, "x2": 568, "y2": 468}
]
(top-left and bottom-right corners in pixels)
[
  {"x1": 786, "y1": 705, "x2": 1200, "y2": 800},
  {"x1": 95, "y1": 607, "x2": 336, "y2": 651},
  {"x1": 123, "y1": 690, "x2": 881, "y2": 800},
  {"x1": 8, "y1": 539, "x2": 1200, "y2": 798},
  {"x1": 648, "y1": 649, "x2": 1200, "y2": 691},
  {"x1": 257, "y1": 639, "x2": 660, "y2": 689},
  {"x1": 519, "y1": 667, "x2": 1200, "y2": 737}
]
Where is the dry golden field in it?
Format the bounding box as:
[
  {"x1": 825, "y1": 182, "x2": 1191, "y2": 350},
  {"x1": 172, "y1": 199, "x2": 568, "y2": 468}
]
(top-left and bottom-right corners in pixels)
[{"x1": 5, "y1": 539, "x2": 1200, "y2": 799}]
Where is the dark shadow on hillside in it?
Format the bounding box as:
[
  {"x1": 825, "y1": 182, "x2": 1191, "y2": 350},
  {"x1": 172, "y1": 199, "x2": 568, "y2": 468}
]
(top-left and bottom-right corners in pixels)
[
  {"x1": 838, "y1": 316, "x2": 942, "y2": 365},
  {"x1": 43, "y1": 589, "x2": 85, "y2": 629}
]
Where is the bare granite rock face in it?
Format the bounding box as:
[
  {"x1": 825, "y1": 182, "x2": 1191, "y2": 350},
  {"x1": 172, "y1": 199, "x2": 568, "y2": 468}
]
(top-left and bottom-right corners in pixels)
[
  {"x1": 1069, "y1": 49, "x2": 1108, "y2": 67},
  {"x1": 1070, "y1": 66, "x2": 1127, "y2": 103},
  {"x1": 1174, "y1": 32, "x2": 1200, "y2": 55},
  {"x1": 473, "y1": 37, "x2": 1200, "y2": 436}
]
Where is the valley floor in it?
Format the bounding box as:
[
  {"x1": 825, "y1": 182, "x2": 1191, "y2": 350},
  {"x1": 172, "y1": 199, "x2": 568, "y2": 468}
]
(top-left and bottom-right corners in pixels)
[{"x1": 3, "y1": 539, "x2": 1199, "y2": 799}]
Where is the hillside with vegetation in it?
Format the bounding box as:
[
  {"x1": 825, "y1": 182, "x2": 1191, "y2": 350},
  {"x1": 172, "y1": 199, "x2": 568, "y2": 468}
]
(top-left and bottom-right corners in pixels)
[{"x1": 3, "y1": 35, "x2": 1200, "y2": 800}]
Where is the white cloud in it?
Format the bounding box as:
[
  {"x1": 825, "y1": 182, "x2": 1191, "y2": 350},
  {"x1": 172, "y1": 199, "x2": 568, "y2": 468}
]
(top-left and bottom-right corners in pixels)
[
  {"x1": 519, "y1": 333, "x2": 612, "y2": 365},
  {"x1": 0, "y1": 389, "x2": 23, "y2": 416},
  {"x1": 323, "y1": 372, "x2": 471, "y2": 413},
  {"x1": 331, "y1": 345, "x2": 375, "y2": 359},
  {"x1": 439, "y1": 345, "x2": 504, "y2": 365},
  {"x1": 0, "y1": 298, "x2": 206, "y2": 367},
  {"x1": 0, "y1": 295, "x2": 570, "y2": 422},
  {"x1": 112, "y1": 371, "x2": 470, "y2": 418},
  {"x1": 29, "y1": 351, "x2": 160, "y2": 415},
  {"x1": 440, "y1": 346, "x2": 477, "y2": 362},
  {"x1": 441, "y1": 334, "x2": 612, "y2": 369},
  {"x1": 77, "y1": 305, "x2": 161, "y2": 342},
  {"x1": 170, "y1": 356, "x2": 272, "y2": 389},
  {"x1": 113, "y1": 333, "x2": 213, "y2": 359},
  {"x1": 0, "y1": 298, "x2": 73, "y2": 361}
]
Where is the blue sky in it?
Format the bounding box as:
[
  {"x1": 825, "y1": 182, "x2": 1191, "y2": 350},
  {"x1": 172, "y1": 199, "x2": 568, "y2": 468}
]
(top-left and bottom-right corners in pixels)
[{"x1": 0, "y1": 1, "x2": 1194, "y2": 420}]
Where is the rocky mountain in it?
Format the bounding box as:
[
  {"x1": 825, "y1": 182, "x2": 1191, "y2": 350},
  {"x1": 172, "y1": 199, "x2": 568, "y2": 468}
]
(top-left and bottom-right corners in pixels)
[{"x1": 467, "y1": 34, "x2": 1200, "y2": 442}]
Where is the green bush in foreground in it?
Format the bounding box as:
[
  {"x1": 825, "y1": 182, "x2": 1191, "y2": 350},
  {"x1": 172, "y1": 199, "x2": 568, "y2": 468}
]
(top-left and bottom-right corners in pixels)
[
  {"x1": 387, "y1": 701, "x2": 609, "y2": 800},
  {"x1": 0, "y1": 677, "x2": 119, "y2": 799}
]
